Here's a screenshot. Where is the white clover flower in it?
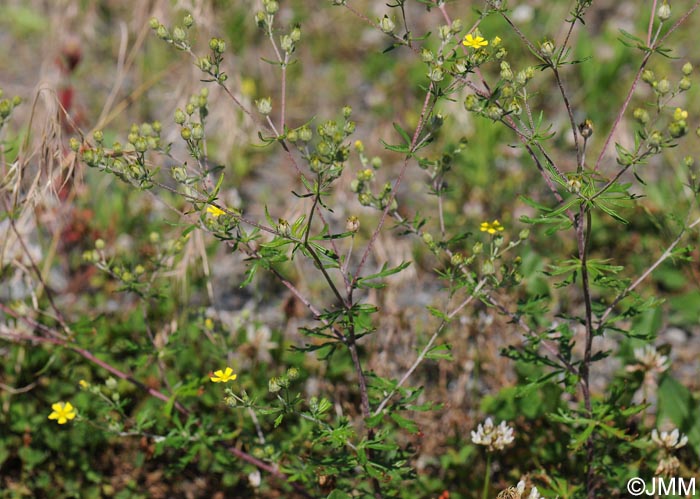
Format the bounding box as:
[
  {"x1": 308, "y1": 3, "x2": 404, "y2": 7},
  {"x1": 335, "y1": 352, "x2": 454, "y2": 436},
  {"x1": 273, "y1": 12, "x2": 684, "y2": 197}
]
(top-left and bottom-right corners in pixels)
[
  {"x1": 471, "y1": 417, "x2": 515, "y2": 451},
  {"x1": 651, "y1": 428, "x2": 688, "y2": 451},
  {"x1": 628, "y1": 345, "x2": 669, "y2": 374}
]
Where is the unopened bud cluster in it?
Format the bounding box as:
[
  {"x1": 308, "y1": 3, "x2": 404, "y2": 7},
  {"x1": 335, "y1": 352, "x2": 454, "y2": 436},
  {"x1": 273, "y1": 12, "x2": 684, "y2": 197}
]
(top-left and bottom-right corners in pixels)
[
  {"x1": 268, "y1": 366, "x2": 300, "y2": 393},
  {"x1": 350, "y1": 140, "x2": 396, "y2": 211},
  {"x1": 0, "y1": 88, "x2": 21, "y2": 128},
  {"x1": 466, "y1": 62, "x2": 534, "y2": 119},
  {"x1": 149, "y1": 14, "x2": 194, "y2": 51},
  {"x1": 174, "y1": 88, "x2": 210, "y2": 160},
  {"x1": 78, "y1": 121, "x2": 161, "y2": 190}
]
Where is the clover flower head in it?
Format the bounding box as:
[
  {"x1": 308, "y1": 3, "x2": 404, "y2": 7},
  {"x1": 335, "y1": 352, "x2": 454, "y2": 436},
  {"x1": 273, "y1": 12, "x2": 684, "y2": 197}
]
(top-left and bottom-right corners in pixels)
[
  {"x1": 207, "y1": 205, "x2": 226, "y2": 218},
  {"x1": 651, "y1": 428, "x2": 688, "y2": 451},
  {"x1": 463, "y1": 33, "x2": 488, "y2": 49},
  {"x1": 48, "y1": 401, "x2": 77, "y2": 425},
  {"x1": 629, "y1": 345, "x2": 669, "y2": 374},
  {"x1": 210, "y1": 366, "x2": 237, "y2": 383},
  {"x1": 480, "y1": 219, "x2": 504, "y2": 235},
  {"x1": 471, "y1": 417, "x2": 515, "y2": 451}
]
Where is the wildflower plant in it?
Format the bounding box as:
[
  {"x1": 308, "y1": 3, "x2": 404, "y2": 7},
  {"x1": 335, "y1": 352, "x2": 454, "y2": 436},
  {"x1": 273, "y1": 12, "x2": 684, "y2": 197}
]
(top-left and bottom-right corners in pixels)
[{"x1": 1, "y1": 1, "x2": 699, "y2": 498}]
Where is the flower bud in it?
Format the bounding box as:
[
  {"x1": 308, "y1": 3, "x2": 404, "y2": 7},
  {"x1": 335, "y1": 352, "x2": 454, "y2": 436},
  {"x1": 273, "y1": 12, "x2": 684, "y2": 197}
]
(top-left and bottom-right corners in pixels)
[
  {"x1": 421, "y1": 48, "x2": 434, "y2": 63},
  {"x1": 171, "y1": 165, "x2": 187, "y2": 182},
  {"x1": 578, "y1": 119, "x2": 594, "y2": 139},
  {"x1": 682, "y1": 62, "x2": 693, "y2": 75},
  {"x1": 451, "y1": 19, "x2": 463, "y2": 33},
  {"x1": 265, "y1": 1, "x2": 279, "y2": 14},
  {"x1": 342, "y1": 105, "x2": 352, "y2": 119},
  {"x1": 439, "y1": 25, "x2": 452, "y2": 41},
  {"x1": 500, "y1": 61, "x2": 513, "y2": 81},
  {"x1": 255, "y1": 97, "x2": 272, "y2": 115},
  {"x1": 149, "y1": 18, "x2": 160, "y2": 30},
  {"x1": 655, "y1": 78, "x2": 671, "y2": 95},
  {"x1": 185, "y1": 103, "x2": 195, "y2": 115},
  {"x1": 464, "y1": 94, "x2": 478, "y2": 111},
  {"x1": 112, "y1": 141, "x2": 123, "y2": 155},
  {"x1": 286, "y1": 129, "x2": 298, "y2": 142},
  {"x1": 183, "y1": 14, "x2": 194, "y2": 28},
  {"x1": 346, "y1": 215, "x2": 360, "y2": 232},
  {"x1": 679, "y1": 77, "x2": 691, "y2": 91},
  {"x1": 486, "y1": 105, "x2": 503, "y2": 121},
  {"x1": 172, "y1": 26, "x2": 186, "y2": 43},
  {"x1": 540, "y1": 39, "x2": 555, "y2": 59},
  {"x1": 156, "y1": 25, "x2": 169, "y2": 40},
  {"x1": 134, "y1": 137, "x2": 148, "y2": 153},
  {"x1": 649, "y1": 130, "x2": 663, "y2": 147},
  {"x1": 180, "y1": 127, "x2": 192, "y2": 140},
  {"x1": 174, "y1": 108, "x2": 186, "y2": 124},
  {"x1": 69, "y1": 137, "x2": 81, "y2": 152},
  {"x1": 379, "y1": 15, "x2": 395, "y2": 34},
  {"x1": 255, "y1": 11, "x2": 266, "y2": 27},
  {"x1": 642, "y1": 69, "x2": 655, "y2": 83},
  {"x1": 290, "y1": 25, "x2": 301, "y2": 42},
  {"x1": 428, "y1": 67, "x2": 444, "y2": 82},
  {"x1": 657, "y1": 2, "x2": 671, "y2": 21},
  {"x1": 472, "y1": 241, "x2": 483, "y2": 254},
  {"x1": 633, "y1": 108, "x2": 650, "y2": 124},
  {"x1": 299, "y1": 126, "x2": 312, "y2": 142},
  {"x1": 191, "y1": 123, "x2": 204, "y2": 140},
  {"x1": 280, "y1": 35, "x2": 294, "y2": 53}
]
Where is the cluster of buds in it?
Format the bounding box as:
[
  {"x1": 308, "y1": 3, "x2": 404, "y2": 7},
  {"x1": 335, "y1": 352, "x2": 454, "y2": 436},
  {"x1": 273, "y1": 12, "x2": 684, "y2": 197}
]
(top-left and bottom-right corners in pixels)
[
  {"x1": 466, "y1": 63, "x2": 534, "y2": 118},
  {"x1": 255, "y1": 0, "x2": 281, "y2": 29},
  {"x1": 174, "y1": 88, "x2": 210, "y2": 159},
  {"x1": 651, "y1": 426, "x2": 688, "y2": 476},
  {"x1": 295, "y1": 107, "x2": 355, "y2": 181},
  {"x1": 496, "y1": 479, "x2": 542, "y2": 499},
  {"x1": 149, "y1": 14, "x2": 194, "y2": 51},
  {"x1": 74, "y1": 123, "x2": 160, "y2": 189},
  {"x1": 268, "y1": 366, "x2": 300, "y2": 393},
  {"x1": 350, "y1": 144, "x2": 396, "y2": 211},
  {"x1": 0, "y1": 88, "x2": 21, "y2": 128}
]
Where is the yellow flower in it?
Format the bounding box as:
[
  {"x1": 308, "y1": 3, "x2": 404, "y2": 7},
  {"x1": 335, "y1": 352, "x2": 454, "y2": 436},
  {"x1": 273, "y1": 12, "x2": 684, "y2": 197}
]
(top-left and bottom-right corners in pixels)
[
  {"x1": 210, "y1": 367, "x2": 237, "y2": 383},
  {"x1": 480, "y1": 220, "x2": 504, "y2": 234},
  {"x1": 48, "y1": 401, "x2": 77, "y2": 424},
  {"x1": 207, "y1": 205, "x2": 226, "y2": 218},
  {"x1": 463, "y1": 33, "x2": 488, "y2": 49},
  {"x1": 78, "y1": 380, "x2": 90, "y2": 389}
]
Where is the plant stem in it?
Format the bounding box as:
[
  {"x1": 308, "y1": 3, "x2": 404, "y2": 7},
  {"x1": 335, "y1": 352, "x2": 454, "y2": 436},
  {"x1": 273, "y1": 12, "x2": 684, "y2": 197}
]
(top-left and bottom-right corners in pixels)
[{"x1": 482, "y1": 453, "x2": 492, "y2": 499}]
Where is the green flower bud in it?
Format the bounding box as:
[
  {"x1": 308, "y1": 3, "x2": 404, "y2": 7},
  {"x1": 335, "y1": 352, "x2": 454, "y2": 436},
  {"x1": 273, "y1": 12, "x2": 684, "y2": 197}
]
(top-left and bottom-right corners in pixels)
[
  {"x1": 464, "y1": 94, "x2": 478, "y2": 111},
  {"x1": 578, "y1": 119, "x2": 594, "y2": 139},
  {"x1": 371, "y1": 156, "x2": 382, "y2": 168},
  {"x1": 134, "y1": 264, "x2": 145, "y2": 275},
  {"x1": 191, "y1": 123, "x2": 204, "y2": 140},
  {"x1": 280, "y1": 35, "x2": 294, "y2": 53},
  {"x1": 69, "y1": 138, "x2": 81, "y2": 152},
  {"x1": 472, "y1": 241, "x2": 483, "y2": 254},
  {"x1": 290, "y1": 25, "x2": 301, "y2": 42},
  {"x1": 286, "y1": 129, "x2": 298, "y2": 142},
  {"x1": 655, "y1": 78, "x2": 671, "y2": 95},
  {"x1": 82, "y1": 148, "x2": 95, "y2": 164},
  {"x1": 451, "y1": 19, "x2": 463, "y2": 33},
  {"x1": 198, "y1": 57, "x2": 212, "y2": 71},
  {"x1": 451, "y1": 253, "x2": 463, "y2": 265},
  {"x1": 11, "y1": 96, "x2": 21, "y2": 107},
  {"x1": 299, "y1": 126, "x2": 312, "y2": 142},
  {"x1": 174, "y1": 108, "x2": 186, "y2": 124},
  {"x1": 172, "y1": 26, "x2": 186, "y2": 43},
  {"x1": 156, "y1": 25, "x2": 169, "y2": 40},
  {"x1": 342, "y1": 105, "x2": 352, "y2": 119},
  {"x1": 183, "y1": 14, "x2": 194, "y2": 28},
  {"x1": 679, "y1": 76, "x2": 691, "y2": 91},
  {"x1": 358, "y1": 193, "x2": 371, "y2": 206},
  {"x1": 121, "y1": 271, "x2": 133, "y2": 282},
  {"x1": 634, "y1": 108, "x2": 650, "y2": 125},
  {"x1": 265, "y1": 1, "x2": 279, "y2": 14},
  {"x1": 95, "y1": 238, "x2": 105, "y2": 250},
  {"x1": 92, "y1": 130, "x2": 103, "y2": 143},
  {"x1": 428, "y1": 67, "x2": 444, "y2": 82},
  {"x1": 642, "y1": 69, "x2": 655, "y2": 83},
  {"x1": 669, "y1": 120, "x2": 687, "y2": 138},
  {"x1": 421, "y1": 48, "x2": 434, "y2": 63},
  {"x1": 481, "y1": 260, "x2": 495, "y2": 275},
  {"x1": 287, "y1": 367, "x2": 300, "y2": 380},
  {"x1": 486, "y1": 105, "x2": 503, "y2": 121},
  {"x1": 209, "y1": 38, "x2": 219, "y2": 51},
  {"x1": 185, "y1": 103, "x2": 195, "y2": 115},
  {"x1": 149, "y1": 18, "x2": 160, "y2": 30},
  {"x1": 683, "y1": 156, "x2": 694, "y2": 168},
  {"x1": 112, "y1": 141, "x2": 123, "y2": 155},
  {"x1": 350, "y1": 179, "x2": 360, "y2": 192},
  {"x1": 422, "y1": 232, "x2": 434, "y2": 245},
  {"x1": 454, "y1": 60, "x2": 468, "y2": 74},
  {"x1": 344, "y1": 120, "x2": 356, "y2": 134},
  {"x1": 152, "y1": 121, "x2": 161, "y2": 133},
  {"x1": 140, "y1": 123, "x2": 153, "y2": 137},
  {"x1": 127, "y1": 132, "x2": 138, "y2": 144},
  {"x1": 500, "y1": 61, "x2": 513, "y2": 81},
  {"x1": 180, "y1": 127, "x2": 192, "y2": 140},
  {"x1": 255, "y1": 97, "x2": 272, "y2": 115},
  {"x1": 0, "y1": 100, "x2": 10, "y2": 118},
  {"x1": 438, "y1": 24, "x2": 452, "y2": 41},
  {"x1": 255, "y1": 11, "x2": 266, "y2": 27},
  {"x1": 682, "y1": 62, "x2": 693, "y2": 75},
  {"x1": 147, "y1": 137, "x2": 158, "y2": 150},
  {"x1": 171, "y1": 165, "x2": 187, "y2": 182},
  {"x1": 379, "y1": 15, "x2": 395, "y2": 34},
  {"x1": 518, "y1": 229, "x2": 530, "y2": 240},
  {"x1": 134, "y1": 137, "x2": 148, "y2": 153},
  {"x1": 649, "y1": 130, "x2": 663, "y2": 147}
]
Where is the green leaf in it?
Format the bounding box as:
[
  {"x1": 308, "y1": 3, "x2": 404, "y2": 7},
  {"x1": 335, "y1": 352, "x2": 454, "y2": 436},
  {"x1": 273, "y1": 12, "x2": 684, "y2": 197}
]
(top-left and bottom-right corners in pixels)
[
  {"x1": 357, "y1": 261, "x2": 411, "y2": 289},
  {"x1": 327, "y1": 491, "x2": 352, "y2": 499},
  {"x1": 390, "y1": 413, "x2": 419, "y2": 434},
  {"x1": 425, "y1": 343, "x2": 453, "y2": 361}
]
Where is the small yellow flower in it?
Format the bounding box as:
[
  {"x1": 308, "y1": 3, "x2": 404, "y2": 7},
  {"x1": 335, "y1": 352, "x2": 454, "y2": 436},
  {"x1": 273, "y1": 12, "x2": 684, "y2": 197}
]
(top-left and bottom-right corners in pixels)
[
  {"x1": 207, "y1": 205, "x2": 226, "y2": 218},
  {"x1": 354, "y1": 140, "x2": 364, "y2": 152},
  {"x1": 480, "y1": 220, "x2": 504, "y2": 235},
  {"x1": 78, "y1": 380, "x2": 90, "y2": 389},
  {"x1": 210, "y1": 367, "x2": 237, "y2": 383},
  {"x1": 48, "y1": 401, "x2": 77, "y2": 425},
  {"x1": 673, "y1": 107, "x2": 688, "y2": 121},
  {"x1": 463, "y1": 33, "x2": 488, "y2": 49}
]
